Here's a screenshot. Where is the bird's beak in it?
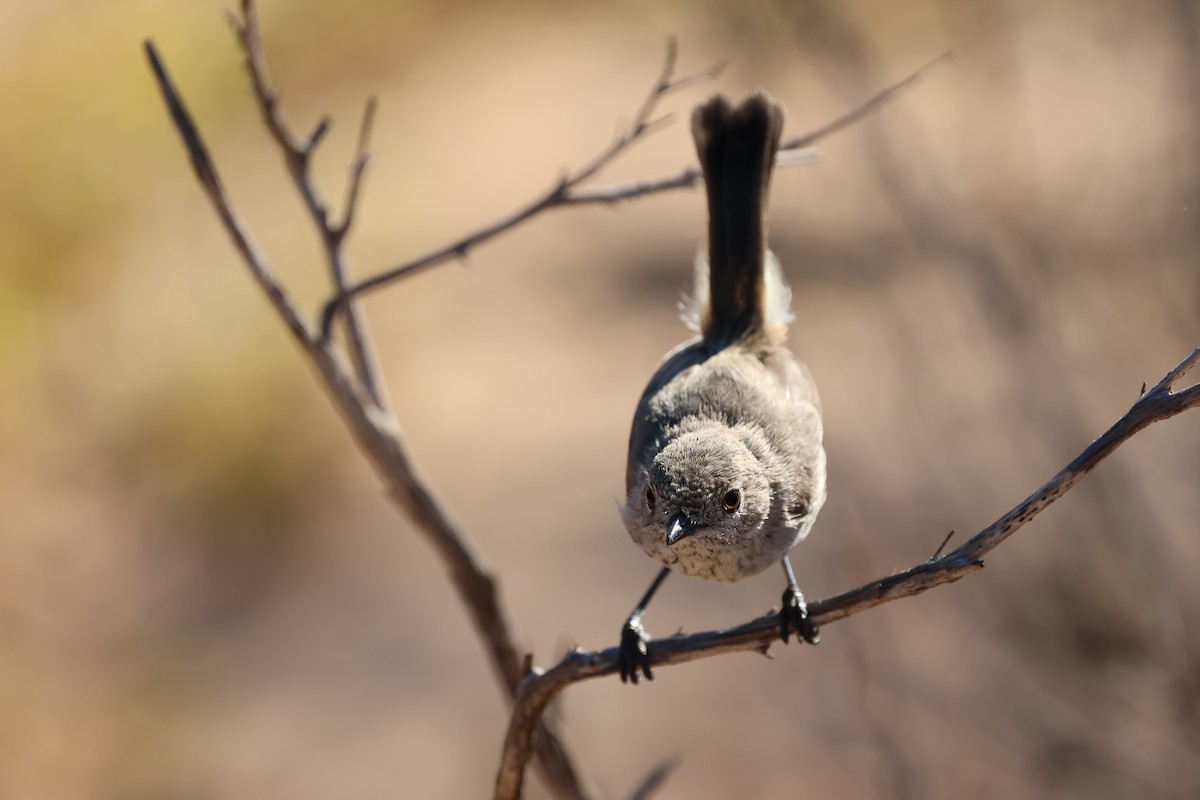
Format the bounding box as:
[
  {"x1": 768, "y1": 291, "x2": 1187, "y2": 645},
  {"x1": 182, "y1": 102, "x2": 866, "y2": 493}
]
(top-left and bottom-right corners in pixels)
[{"x1": 665, "y1": 512, "x2": 695, "y2": 546}]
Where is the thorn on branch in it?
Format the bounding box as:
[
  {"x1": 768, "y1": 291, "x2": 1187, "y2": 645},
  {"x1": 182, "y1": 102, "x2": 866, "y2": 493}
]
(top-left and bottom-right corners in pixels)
[
  {"x1": 307, "y1": 115, "x2": 331, "y2": 154},
  {"x1": 930, "y1": 529, "x2": 956, "y2": 561}
]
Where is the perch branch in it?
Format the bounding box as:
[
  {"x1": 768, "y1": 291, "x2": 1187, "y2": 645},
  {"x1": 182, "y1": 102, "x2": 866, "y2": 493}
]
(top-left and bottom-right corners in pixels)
[
  {"x1": 318, "y1": 52, "x2": 950, "y2": 341},
  {"x1": 493, "y1": 347, "x2": 1200, "y2": 800},
  {"x1": 145, "y1": 25, "x2": 594, "y2": 800}
]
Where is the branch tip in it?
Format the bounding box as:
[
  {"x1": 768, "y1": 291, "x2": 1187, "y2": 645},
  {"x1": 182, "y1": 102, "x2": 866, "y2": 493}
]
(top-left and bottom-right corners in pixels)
[
  {"x1": 1148, "y1": 346, "x2": 1200, "y2": 396},
  {"x1": 307, "y1": 115, "x2": 331, "y2": 153},
  {"x1": 661, "y1": 36, "x2": 678, "y2": 81},
  {"x1": 781, "y1": 52, "x2": 952, "y2": 151}
]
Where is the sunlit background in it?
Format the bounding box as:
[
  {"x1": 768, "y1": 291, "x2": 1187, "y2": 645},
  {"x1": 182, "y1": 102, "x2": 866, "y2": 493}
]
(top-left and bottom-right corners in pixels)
[{"x1": 3, "y1": 0, "x2": 1200, "y2": 797}]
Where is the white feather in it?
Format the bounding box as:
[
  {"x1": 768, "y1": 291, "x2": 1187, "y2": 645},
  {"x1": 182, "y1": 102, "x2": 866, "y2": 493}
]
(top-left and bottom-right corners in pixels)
[{"x1": 680, "y1": 246, "x2": 793, "y2": 334}]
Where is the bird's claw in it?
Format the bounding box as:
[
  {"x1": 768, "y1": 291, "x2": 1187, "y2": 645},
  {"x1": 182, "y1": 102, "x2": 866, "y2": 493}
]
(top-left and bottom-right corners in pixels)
[
  {"x1": 619, "y1": 618, "x2": 653, "y2": 684},
  {"x1": 780, "y1": 586, "x2": 819, "y2": 645}
]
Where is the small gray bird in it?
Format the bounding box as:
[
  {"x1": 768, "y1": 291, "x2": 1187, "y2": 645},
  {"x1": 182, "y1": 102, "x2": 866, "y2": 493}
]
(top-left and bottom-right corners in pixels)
[{"x1": 618, "y1": 91, "x2": 826, "y2": 683}]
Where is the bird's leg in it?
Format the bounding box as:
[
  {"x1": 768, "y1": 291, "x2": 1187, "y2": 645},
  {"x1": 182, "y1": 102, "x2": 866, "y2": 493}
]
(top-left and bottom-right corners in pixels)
[
  {"x1": 619, "y1": 566, "x2": 670, "y2": 684},
  {"x1": 780, "y1": 556, "x2": 819, "y2": 645}
]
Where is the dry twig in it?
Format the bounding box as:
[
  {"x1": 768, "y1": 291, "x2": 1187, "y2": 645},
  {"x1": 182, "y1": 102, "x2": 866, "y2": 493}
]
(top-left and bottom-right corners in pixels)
[
  {"x1": 317, "y1": 37, "x2": 725, "y2": 341},
  {"x1": 227, "y1": 0, "x2": 384, "y2": 403},
  {"x1": 317, "y1": 52, "x2": 951, "y2": 341},
  {"x1": 492, "y1": 348, "x2": 1200, "y2": 800},
  {"x1": 145, "y1": 8, "x2": 592, "y2": 797},
  {"x1": 146, "y1": 6, "x2": 958, "y2": 797}
]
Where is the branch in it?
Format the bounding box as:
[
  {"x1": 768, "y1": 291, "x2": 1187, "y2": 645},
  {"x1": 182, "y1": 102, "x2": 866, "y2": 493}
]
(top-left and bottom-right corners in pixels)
[
  {"x1": 319, "y1": 52, "x2": 950, "y2": 341},
  {"x1": 318, "y1": 38, "x2": 726, "y2": 341},
  {"x1": 779, "y1": 51, "x2": 952, "y2": 151},
  {"x1": 144, "y1": 23, "x2": 594, "y2": 800},
  {"x1": 626, "y1": 755, "x2": 682, "y2": 800},
  {"x1": 148, "y1": 12, "x2": 952, "y2": 796},
  {"x1": 228, "y1": 0, "x2": 384, "y2": 404},
  {"x1": 493, "y1": 347, "x2": 1200, "y2": 800}
]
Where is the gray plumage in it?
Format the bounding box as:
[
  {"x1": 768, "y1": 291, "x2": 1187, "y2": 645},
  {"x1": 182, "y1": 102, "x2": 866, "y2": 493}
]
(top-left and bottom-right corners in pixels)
[{"x1": 620, "y1": 91, "x2": 826, "y2": 584}]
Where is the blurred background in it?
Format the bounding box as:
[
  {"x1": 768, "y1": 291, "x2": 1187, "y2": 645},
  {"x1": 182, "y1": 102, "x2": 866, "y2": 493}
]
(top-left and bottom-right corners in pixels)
[{"x1": 3, "y1": 0, "x2": 1200, "y2": 797}]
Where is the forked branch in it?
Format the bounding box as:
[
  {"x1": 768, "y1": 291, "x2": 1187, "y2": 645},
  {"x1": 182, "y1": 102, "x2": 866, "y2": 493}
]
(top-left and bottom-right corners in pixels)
[
  {"x1": 146, "y1": 6, "x2": 957, "y2": 797},
  {"x1": 229, "y1": 0, "x2": 384, "y2": 403},
  {"x1": 316, "y1": 37, "x2": 727, "y2": 340},
  {"x1": 492, "y1": 347, "x2": 1200, "y2": 800},
  {"x1": 317, "y1": 52, "x2": 952, "y2": 342},
  {"x1": 145, "y1": 11, "x2": 592, "y2": 798}
]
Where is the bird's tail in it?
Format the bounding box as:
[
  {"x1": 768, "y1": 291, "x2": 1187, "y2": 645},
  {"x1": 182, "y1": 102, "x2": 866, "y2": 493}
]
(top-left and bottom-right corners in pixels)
[{"x1": 690, "y1": 91, "x2": 785, "y2": 348}]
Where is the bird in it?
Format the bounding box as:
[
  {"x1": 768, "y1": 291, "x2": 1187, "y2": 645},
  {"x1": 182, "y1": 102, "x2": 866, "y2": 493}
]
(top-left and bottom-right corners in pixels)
[{"x1": 617, "y1": 90, "x2": 826, "y2": 683}]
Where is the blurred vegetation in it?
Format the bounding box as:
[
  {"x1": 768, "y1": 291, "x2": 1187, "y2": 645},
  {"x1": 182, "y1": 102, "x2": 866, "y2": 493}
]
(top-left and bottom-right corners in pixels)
[{"x1": 2, "y1": 0, "x2": 1198, "y2": 798}]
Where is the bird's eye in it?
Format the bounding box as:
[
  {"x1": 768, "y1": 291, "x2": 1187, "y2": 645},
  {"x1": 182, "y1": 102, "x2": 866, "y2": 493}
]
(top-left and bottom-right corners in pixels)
[
  {"x1": 645, "y1": 485, "x2": 656, "y2": 511},
  {"x1": 722, "y1": 489, "x2": 741, "y2": 513}
]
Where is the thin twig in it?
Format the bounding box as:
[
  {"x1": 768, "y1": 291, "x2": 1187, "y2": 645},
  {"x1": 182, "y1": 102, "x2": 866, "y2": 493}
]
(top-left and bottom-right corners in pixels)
[
  {"x1": 779, "y1": 51, "x2": 953, "y2": 150},
  {"x1": 229, "y1": 0, "x2": 384, "y2": 404},
  {"x1": 563, "y1": 147, "x2": 820, "y2": 207},
  {"x1": 492, "y1": 347, "x2": 1200, "y2": 800},
  {"x1": 929, "y1": 529, "x2": 955, "y2": 561},
  {"x1": 143, "y1": 40, "x2": 310, "y2": 344},
  {"x1": 627, "y1": 754, "x2": 683, "y2": 800},
  {"x1": 318, "y1": 52, "x2": 949, "y2": 341},
  {"x1": 317, "y1": 38, "x2": 724, "y2": 341},
  {"x1": 336, "y1": 96, "x2": 378, "y2": 243},
  {"x1": 145, "y1": 30, "x2": 594, "y2": 800}
]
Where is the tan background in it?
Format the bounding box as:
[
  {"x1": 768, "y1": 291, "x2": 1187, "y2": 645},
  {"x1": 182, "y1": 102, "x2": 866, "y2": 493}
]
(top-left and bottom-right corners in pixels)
[{"x1": 3, "y1": 0, "x2": 1199, "y2": 798}]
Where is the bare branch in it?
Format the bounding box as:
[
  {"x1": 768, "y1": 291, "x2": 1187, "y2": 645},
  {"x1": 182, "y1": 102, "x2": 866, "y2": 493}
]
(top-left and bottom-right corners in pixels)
[
  {"x1": 318, "y1": 52, "x2": 948, "y2": 342},
  {"x1": 493, "y1": 347, "x2": 1200, "y2": 800},
  {"x1": 145, "y1": 23, "x2": 594, "y2": 800},
  {"x1": 627, "y1": 755, "x2": 683, "y2": 800},
  {"x1": 563, "y1": 147, "x2": 821, "y2": 206},
  {"x1": 143, "y1": 40, "x2": 311, "y2": 345},
  {"x1": 229, "y1": 0, "x2": 384, "y2": 404},
  {"x1": 779, "y1": 51, "x2": 953, "y2": 150},
  {"x1": 317, "y1": 39, "x2": 724, "y2": 342},
  {"x1": 929, "y1": 529, "x2": 955, "y2": 561},
  {"x1": 334, "y1": 96, "x2": 378, "y2": 243},
  {"x1": 150, "y1": 15, "x2": 956, "y2": 797}
]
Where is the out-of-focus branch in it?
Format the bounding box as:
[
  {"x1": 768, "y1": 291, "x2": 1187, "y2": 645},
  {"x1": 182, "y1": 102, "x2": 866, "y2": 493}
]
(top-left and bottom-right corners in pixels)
[
  {"x1": 226, "y1": 0, "x2": 384, "y2": 404},
  {"x1": 778, "y1": 51, "x2": 951, "y2": 150},
  {"x1": 318, "y1": 52, "x2": 950, "y2": 341},
  {"x1": 144, "y1": 19, "x2": 594, "y2": 800},
  {"x1": 148, "y1": 8, "x2": 954, "y2": 796},
  {"x1": 493, "y1": 347, "x2": 1200, "y2": 800},
  {"x1": 317, "y1": 38, "x2": 725, "y2": 341}
]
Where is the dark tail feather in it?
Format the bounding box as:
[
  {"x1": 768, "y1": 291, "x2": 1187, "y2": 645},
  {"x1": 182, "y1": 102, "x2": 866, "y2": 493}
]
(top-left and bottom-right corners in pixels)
[{"x1": 691, "y1": 91, "x2": 784, "y2": 347}]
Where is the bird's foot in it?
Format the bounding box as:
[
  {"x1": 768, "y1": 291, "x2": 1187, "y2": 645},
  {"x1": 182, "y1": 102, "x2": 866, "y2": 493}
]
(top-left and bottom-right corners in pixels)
[
  {"x1": 780, "y1": 586, "x2": 820, "y2": 645},
  {"x1": 619, "y1": 617, "x2": 653, "y2": 684}
]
